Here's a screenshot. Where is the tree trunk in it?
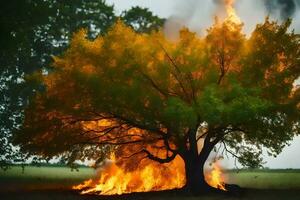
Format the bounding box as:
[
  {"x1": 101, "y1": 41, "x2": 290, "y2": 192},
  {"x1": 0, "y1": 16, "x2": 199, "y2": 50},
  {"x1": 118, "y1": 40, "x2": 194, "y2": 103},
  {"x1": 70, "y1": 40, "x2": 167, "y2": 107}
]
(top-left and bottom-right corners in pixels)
[
  {"x1": 182, "y1": 129, "x2": 219, "y2": 194},
  {"x1": 183, "y1": 154, "x2": 211, "y2": 194}
]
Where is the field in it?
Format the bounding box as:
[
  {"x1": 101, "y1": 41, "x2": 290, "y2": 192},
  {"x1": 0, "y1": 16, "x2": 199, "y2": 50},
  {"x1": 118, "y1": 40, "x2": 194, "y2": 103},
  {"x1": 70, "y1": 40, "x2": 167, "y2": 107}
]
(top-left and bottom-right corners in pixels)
[
  {"x1": 1, "y1": 166, "x2": 300, "y2": 200},
  {"x1": 0, "y1": 166, "x2": 93, "y2": 191}
]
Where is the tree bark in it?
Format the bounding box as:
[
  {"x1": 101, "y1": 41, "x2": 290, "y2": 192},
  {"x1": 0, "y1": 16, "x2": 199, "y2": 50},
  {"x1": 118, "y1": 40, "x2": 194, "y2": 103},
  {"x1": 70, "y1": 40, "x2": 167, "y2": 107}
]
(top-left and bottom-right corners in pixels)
[
  {"x1": 182, "y1": 129, "x2": 219, "y2": 194},
  {"x1": 183, "y1": 153, "x2": 210, "y2": 194}
]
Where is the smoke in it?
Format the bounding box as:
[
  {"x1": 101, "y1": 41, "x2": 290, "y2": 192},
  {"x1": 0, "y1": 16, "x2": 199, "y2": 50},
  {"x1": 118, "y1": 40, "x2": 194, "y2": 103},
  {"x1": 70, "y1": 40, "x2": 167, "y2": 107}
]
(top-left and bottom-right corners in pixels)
[
  {"x1": 264, "y1": 0, "x2": 300, "y2": 20},
  {"x1": 164, "y1": 0, "x2": 216, "y2": 39},
  {"x1": 264, "y1": 0, "x2": 300, "y2": 32},
  {"x1": 163, "y1": 0, "x2": 300, "y2": 38}
]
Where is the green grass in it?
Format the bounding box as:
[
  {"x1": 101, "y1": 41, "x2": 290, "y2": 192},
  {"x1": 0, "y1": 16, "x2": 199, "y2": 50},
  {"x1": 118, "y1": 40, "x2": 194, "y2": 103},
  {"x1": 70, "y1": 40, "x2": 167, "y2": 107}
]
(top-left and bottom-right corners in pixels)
[
  {"x1": 226, "y1": 170, "x2": 300, "y2": 189},
  {"x1": 0, "y1": 166, "x2": 93, "y2": 181},
  {"x1": 0, "y1": 166, "x2": 94, "y2": 191}
]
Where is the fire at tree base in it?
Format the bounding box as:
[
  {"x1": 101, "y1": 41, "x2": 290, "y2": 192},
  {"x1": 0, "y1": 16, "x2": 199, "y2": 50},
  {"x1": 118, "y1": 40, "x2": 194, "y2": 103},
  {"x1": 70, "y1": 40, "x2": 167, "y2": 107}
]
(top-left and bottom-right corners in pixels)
[{"x1": 73, "y1": 155, "x2": 230, "y2": 196}]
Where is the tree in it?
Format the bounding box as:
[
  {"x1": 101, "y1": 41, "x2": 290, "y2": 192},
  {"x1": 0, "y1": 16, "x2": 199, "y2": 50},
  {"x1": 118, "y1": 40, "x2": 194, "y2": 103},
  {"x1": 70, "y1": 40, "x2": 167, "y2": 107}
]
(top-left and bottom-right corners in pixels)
[
  {"x1": 0, "y1": 0, "x2": 116, "y2": 167},
  {"x1": 121, "y1": 6, "x2": 165, "y2": 33},
  {"x1": 0, "y1": 0, "x2": 52, "y2": 167},
  {"x1": 15, "y1": 18, "x2": 300, "y2": 193}
]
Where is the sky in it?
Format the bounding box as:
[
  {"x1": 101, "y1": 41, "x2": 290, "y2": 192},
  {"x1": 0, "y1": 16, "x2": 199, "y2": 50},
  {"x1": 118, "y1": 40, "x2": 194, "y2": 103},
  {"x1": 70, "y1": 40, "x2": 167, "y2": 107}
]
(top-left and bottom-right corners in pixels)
[
  {"x1": 107, "y1": 0, "x2": 300, "y2": 34},
  {"x1": 106, "y1": 0, "x2": 300, "y2": 169}
]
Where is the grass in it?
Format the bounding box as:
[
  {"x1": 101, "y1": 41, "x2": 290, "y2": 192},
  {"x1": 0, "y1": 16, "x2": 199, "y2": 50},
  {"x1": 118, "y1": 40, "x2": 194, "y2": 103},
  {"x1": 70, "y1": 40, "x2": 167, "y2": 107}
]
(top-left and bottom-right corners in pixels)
[
  {"x1": 226, "y1": 170, "x2": 300, "y2": 189},
  {"x1": 0, "y1": 166, "x2": 94, "y2": 191},
  {"x1": 1, "y1": 166, "x2": 300, "y2": 199},
  {"x1": 0, "y1": 166, "x2": 93, "y2": 181}
]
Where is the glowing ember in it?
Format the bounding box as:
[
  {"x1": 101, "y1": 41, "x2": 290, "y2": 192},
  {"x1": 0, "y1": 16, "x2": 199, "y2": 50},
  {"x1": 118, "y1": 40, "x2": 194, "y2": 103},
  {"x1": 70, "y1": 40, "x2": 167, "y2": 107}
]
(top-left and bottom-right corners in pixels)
[
  {"x1": 73, "y1": 153, "x2": 185, "y2": 195},
  {"x1": 206, "y1": 163, "x2": 227, "y2": 191},
  {"x1": 224, "y1": 0, "x2": 241, "y2": 25}
]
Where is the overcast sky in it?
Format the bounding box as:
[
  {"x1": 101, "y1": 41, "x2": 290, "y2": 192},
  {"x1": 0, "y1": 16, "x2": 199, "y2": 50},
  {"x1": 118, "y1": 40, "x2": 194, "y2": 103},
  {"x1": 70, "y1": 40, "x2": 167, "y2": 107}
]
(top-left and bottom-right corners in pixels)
[{"x1": 105, "y1": 0, "x2": 300, "y2": 169}]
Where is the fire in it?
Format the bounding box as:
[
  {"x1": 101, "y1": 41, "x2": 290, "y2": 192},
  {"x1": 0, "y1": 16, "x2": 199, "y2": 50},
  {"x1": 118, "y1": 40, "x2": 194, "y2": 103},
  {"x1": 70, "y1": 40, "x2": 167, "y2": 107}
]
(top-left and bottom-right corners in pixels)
[
  {"x1": 73, "y1": 153, "x2": 186, "y2": 195},
  {"x1": 72, "y1": 151, "x2": 230, "y2": 195},
  {"x1": 73, "y1": 153, "x2": 228, "y2": 195},
  {"x1": 205, "y1": 163, "x2": 227, "y2": 191},
  {"x1": 224, "y1": 0, "x2": 241, "y2": 25},
  {"x1": 73, "y1": 124, "x2": 228, "y2": 195}
]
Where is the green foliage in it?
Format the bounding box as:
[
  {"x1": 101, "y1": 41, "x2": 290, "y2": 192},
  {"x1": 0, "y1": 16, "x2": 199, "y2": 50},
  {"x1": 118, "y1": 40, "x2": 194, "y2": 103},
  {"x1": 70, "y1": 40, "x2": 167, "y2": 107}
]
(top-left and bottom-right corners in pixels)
[
  {"x1": 121, "y1": 6, "x2": 165, "y2": 33},
  {"x1": 163, "y1": 97, "x2": 197, "y2": 130},
  {"x1": 197, "y1": 85, "x2": 224, "y2": 124}
]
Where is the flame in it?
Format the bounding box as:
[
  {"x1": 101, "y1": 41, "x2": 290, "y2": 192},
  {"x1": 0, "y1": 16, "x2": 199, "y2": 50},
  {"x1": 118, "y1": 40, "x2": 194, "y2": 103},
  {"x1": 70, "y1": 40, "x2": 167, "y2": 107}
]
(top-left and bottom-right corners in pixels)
[
  {"x1": 205, "y1": 163, "x2": 227, "y2": 191},
  {"x1": 73, "y1": 154, "x2": 228, "y2": 195},
  {"x1": 72, "y1": 154, "x2": 226, "y2": 195},
  {"x1": 74, "y1": 123, "x2": 228, "y2": 195},
  {"x1": 73, "y1": 153, "x2": 185, "y2": 195},
  {"x1": 224, "y1": 0, "x2": 241, "y2": 25}
]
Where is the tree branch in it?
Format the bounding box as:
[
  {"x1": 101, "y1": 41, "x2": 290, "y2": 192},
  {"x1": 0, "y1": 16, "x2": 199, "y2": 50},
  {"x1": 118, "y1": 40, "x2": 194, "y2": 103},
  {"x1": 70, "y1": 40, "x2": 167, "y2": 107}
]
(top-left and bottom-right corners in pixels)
[
  {"x1": 222, "y1": 141, "x2": 240, "y2": 159},
  {"x1": 156, "y1": 41, "x2": 190, "y2": 100},
  {"x1": 84, "y1": 124, "x2": 134, "y2": 141},
  {"x1": 196, "y1": 131, "x2": 208, "y2": 142},
  {"x1": 142, "y1": 149, "x2": 177, "y2": 164},
  {"x1": 138, "y1": 70, "x2": 169, "y2": 98},
  {"x1": 73, "y1": 138, "x2": 159, "y2": 146},
  {"x1": 109, "y1": 113, "x2": 167, "y2": 137}
]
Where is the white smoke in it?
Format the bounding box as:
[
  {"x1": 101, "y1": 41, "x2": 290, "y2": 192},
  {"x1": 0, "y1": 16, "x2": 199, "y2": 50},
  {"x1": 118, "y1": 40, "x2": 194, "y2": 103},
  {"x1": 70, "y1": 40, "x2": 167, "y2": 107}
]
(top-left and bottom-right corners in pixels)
[
  {"x1": 235, "y1": 0, "x2": 266, "y2": 34},
  {"x1": 164, "y1": 0, "x2": 300, "y2": 38},
  {"x1": 291, "y1": 7, "x2": 300, "y2": 31},
  {"x1": 164, "y1": 0, "x2": 216, "y2": 39}
]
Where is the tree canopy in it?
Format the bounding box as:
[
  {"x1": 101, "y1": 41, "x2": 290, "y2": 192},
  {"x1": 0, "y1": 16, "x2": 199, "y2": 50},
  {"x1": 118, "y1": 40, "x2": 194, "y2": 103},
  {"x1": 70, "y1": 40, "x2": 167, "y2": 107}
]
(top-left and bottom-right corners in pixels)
[{"x1": 15, "y1": 17, "x2": 300, "y2": 173}]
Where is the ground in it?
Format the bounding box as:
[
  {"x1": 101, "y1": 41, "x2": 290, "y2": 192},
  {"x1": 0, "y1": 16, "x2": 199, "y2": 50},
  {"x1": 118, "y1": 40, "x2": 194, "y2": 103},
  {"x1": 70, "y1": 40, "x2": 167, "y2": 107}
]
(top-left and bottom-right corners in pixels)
[{"x1": 1, "y1": 166, "x2": 300, "y2": 200}]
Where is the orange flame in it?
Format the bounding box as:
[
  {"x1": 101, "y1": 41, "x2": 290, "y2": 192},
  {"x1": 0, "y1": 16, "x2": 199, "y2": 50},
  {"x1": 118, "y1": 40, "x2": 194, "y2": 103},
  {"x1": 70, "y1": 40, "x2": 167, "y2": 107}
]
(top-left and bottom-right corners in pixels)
[
  {"x1": 73, "y1": 154, "x2": 228, "y2": 195},
  {"x1": 205, "y1": 163, "x2": 227, "y2": 191},
  {"x1": 74, "y1": 123, "x2": 228, "y2": 195},
  {"x1": 224, "y1": 0, "x2": 241, "y2": 25},
  {"x1": 73, "y1": 153, "x2": 185, "y2": 195}
]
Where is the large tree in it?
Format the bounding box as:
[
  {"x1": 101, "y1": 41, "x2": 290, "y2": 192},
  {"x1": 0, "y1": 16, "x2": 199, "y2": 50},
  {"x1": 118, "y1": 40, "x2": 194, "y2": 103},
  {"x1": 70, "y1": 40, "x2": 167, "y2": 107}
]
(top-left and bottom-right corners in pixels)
[{"x1": 15, "y1": 18, "x2": 300, "y2": 193}]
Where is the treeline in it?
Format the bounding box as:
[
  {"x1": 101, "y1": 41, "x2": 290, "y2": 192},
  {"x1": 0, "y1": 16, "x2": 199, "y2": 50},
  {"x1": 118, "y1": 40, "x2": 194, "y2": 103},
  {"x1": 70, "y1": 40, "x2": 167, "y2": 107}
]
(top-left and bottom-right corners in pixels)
[{"x1": 228, "y1": 169, "x2": 300, "y2": 173}]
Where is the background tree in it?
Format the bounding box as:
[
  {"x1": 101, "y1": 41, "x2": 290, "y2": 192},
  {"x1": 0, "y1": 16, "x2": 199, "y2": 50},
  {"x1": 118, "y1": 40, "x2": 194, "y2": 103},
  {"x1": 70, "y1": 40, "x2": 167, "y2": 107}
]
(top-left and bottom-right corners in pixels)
[
  {"x1": 0, "y1": 0, "x2": 52, "y2": 167},
  {"x1": 15, "y1": 18, "x2": 300, "y2": 193},
  {"x1": 121, "y1": 6, "x2": 165, "y2": 33},
  {"x1": 1, "y1": 0, "x2": 164, "y2": 168}
]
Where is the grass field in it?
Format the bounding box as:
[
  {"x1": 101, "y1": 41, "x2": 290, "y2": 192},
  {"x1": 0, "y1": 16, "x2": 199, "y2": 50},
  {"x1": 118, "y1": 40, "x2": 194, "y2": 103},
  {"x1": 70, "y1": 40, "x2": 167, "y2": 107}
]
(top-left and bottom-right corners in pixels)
[
  {"x1": 0, "y1": 166, "x2": 94, "y2": 191},
  {"x1": 1, "y1": 166, "x2": 300, "y2": 200},
  {"x1": 226, "y1": 169, "x2": 300, "y2": 190}
]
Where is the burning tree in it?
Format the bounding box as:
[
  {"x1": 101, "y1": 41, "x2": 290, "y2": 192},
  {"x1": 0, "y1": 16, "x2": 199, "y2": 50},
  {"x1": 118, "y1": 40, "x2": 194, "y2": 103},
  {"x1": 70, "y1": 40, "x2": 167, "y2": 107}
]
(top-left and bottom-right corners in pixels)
[{"x1": 15, "y1": 2, "x2": 300, "y2": 195}]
